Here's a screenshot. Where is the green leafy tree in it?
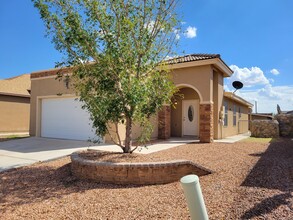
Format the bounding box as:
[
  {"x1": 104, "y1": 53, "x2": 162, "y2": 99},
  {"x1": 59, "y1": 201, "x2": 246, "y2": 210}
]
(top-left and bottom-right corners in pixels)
[{"x1": 33, "y1": 0, "x2": 180, "y2": 153}]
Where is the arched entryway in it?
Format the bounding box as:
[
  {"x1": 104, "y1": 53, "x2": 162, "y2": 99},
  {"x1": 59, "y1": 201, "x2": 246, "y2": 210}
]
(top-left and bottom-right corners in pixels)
[
  {"x1": 171, "y1": 86, "x2": 201, "y2": 138},
  {"x1": 158, "y1": 84, "x2": 213, "y2": 143}
]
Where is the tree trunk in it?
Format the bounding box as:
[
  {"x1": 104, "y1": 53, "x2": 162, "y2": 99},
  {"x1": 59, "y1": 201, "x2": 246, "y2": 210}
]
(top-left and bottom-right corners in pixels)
[{"x1": 124, "y1": 117, "x2": 132, "y2": 153}]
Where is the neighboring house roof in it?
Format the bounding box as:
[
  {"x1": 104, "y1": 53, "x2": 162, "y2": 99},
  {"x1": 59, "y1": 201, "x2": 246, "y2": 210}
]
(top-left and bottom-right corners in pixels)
[
  {"x1": 165, "y1": 53, "x2": 233, "y2": 77},
  {"x1": 0, "y1": 74, "x2": 31, "y2": 97},
  {"x1": 254, "y1": 113, "x2": 273, "y2": 116},
  {"x1": 251, "y1": 113, "x2": 273, "y2": 120},
  {"x1": 224, "y1": 92, "x2": 253, "y2": 108}
]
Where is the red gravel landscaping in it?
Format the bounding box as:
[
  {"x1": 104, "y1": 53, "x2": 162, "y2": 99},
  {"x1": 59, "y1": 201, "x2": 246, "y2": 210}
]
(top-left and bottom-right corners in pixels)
[{"x1": 0, "y1": 138, "x2": 292, "y2": 219}]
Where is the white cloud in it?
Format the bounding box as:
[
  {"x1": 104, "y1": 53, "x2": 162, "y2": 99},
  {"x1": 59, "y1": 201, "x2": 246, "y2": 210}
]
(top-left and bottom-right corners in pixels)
[
  {"x1": 270, "y1": 68, "x2": 280, "y2": 75},
  {"x1": 144, "y1": 20, "x2": 155, "y2": 32},
  {"x1": 268, "y1": 78, "x2": 275, "y2": 83},
  {"x1": 229, "y1": 65, "x2": 269, "y2": 87},
  {"x1": 184, "y1": 26, "x2": 197, "y2": 38},
  {"x1": 173, "y1": 28, "x2": 180, "y2": 40},
  {"x1": 239, "y1": 85, "x2": 293, "y2": 113},
  {"x1": 226, "y1": 65, "x2": 293, "y2": 113},
  {"x1": 224, "y1": 85, "x2": 231, "y2": 92},
  {"x1": 258, "y1": 84, "x2": 282, "y2": 99}
]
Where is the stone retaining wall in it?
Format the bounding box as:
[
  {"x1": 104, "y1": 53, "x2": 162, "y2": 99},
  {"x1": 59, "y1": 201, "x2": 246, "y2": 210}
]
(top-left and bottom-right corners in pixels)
[
  {"x1": 275, "y1": 114, "x2": 293, "y2": 137},
  {"x1": 250, "y1": 120, "x2": 279, "y2": 138},
  {"x1": 71, "y1": 152, "x2": 212, "y2": 185}
]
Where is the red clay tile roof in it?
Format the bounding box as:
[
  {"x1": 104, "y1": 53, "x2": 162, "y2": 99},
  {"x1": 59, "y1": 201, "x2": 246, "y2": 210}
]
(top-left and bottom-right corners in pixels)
[
  {"x1": 0, "y1": 74, "x2": 31, "y2": 97},
  {"x1": 165, "y1": 54, "x2": 221, "y2": 64},
  {"x1": 30, "y1": 53, "x2": 231, "y2": 78}
]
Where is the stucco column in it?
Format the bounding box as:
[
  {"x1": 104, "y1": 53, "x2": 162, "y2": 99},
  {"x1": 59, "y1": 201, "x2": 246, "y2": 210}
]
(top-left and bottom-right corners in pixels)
[
  {"x1": 199, "y1": 103, "x2": 214, "y2": 143},
  {"x1": 158, "y1": 105, "x2": 171, "y2": 139}
]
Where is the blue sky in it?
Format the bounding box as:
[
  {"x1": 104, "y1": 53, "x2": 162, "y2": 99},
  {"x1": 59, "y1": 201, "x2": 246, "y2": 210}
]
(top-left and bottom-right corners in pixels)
[{"x1": 1, "y1": 0, "x2": 292, "y2": 113}]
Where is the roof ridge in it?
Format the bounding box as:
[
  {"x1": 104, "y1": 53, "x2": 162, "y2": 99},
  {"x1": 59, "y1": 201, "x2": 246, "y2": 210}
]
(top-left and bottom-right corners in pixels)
[
  {"x1": 190, "y1": 53, "x2": 220, "y2": 57},
  {"x1": 165, "y1": 53, "x2": 222, "y2": 64}
]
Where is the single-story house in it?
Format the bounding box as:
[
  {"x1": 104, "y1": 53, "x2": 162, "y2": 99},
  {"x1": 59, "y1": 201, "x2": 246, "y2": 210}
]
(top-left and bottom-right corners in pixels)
[
  {"x1": 0, "y1": 74, "x2": 31, "y2": 134},
  {"x1": 29, "y1": 54, "x2": 253, "y2": 143}
]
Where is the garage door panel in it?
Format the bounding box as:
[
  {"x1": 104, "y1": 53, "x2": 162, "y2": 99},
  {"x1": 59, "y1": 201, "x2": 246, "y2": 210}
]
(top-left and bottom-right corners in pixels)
[{"x1": 41, "y1": 97, "x2": 102, "y2": 141}]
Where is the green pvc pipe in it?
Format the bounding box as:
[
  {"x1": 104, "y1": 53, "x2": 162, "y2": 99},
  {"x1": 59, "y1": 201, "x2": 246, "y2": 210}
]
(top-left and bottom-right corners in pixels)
[{"x1": 180, "y1": 175, "x2": 209, "y2": 220}]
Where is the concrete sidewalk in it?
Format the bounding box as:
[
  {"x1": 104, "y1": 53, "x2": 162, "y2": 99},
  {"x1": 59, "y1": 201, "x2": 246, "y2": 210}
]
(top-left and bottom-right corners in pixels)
[
  {"x1": 94, "y1": 137, "x2": 198, "y2": 154},
  {"x1": 0, "y1": 133, "x2": 250, "y2": 172},
  {"x1": 0, "y1": 137, "x2": 196, "y2": 172},
  {"x1": 214, "y1": 132, "x2": 250, "y2": 143}
]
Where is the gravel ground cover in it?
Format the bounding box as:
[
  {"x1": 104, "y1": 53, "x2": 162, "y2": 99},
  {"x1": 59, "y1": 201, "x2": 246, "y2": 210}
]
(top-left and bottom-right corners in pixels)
[{"x1": 0, "y1": 138, "x2": 292, "y2": 219}]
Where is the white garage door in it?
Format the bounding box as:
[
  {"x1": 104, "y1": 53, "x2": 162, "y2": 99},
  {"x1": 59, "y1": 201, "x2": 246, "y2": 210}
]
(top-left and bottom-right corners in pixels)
[{"x1": 41, "y1": 97, "x2": 102, "y2": 141}]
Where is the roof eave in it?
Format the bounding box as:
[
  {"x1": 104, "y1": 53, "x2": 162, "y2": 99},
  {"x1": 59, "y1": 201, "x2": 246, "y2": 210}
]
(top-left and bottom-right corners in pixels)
[
  {"x1": 224, "y1": 92, "x2": 253, "y2": 108},
  {"x1": 167, "y1": 58, "x2": 233, "y2": 77},
  {"x1": 0, "y1": 92, "x2": 30, "y2": 98}
]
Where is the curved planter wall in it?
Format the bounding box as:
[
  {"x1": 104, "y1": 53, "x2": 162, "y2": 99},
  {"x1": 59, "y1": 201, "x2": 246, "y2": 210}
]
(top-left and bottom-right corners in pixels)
[{"x1": 71, "y1": 152, "x2": 212, "y2": 185}]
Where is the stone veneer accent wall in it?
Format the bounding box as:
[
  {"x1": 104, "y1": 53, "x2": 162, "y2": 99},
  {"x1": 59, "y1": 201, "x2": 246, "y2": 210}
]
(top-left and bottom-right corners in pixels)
[
  {"x1": 250, "y1": 120, "x2": 279, "y2": 138},
  {"x1": 275, "y1": 114, "x2": 293, "y2": 137},
  {"x1": 199, "y1": 103, "x2": 214, "y2": 142},
  {"x1": 71, "y1": 152, "x2": 212, "y2": 185},
  {"x1": 158, "y1": 105, "x2": 171, "y2": 139}
]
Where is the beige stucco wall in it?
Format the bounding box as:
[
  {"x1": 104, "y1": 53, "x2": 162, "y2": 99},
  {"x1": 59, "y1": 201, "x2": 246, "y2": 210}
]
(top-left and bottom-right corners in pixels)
[
  {"x1": 170, "y1": 65, "x2": 213, "y2": 102},
  {"x1": 30, "y1": 65, "x2": 215, "y2": 140},
  {"x1": 170, "y1": 65, "x2": 226, "y2": 139},
  {"x1": 171, "y1": 87, "x2": 200, "y2": 137},
  {"x1": 0, "y1": 95, "x2": 30, "y2": 133},
  {"x1": 30, "y1": 77, "x2": 75, "y2": 136},
  {"x1": 212, "y1": 70, "x2": 224, "y2": 139},
  {"x1": 30, "y1": 76, "x2": 158, "y2": 142},
  {"x1": 104, "y1": 115, "x2": 158, "y2": 144},
  {"x1": 30, "y1": 63, "x2": 248, "y2": 141},
  {"x1": 221, "y1": 97, "x2": 250, "y2": 137}
]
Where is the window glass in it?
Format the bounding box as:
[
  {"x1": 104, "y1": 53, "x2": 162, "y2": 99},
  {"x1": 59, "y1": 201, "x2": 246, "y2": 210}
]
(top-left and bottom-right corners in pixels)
[
  {"x1": 188, "y1": 105, "x2": 194, "y2": 122},
  {"x1": 233, "y1": 105, "x2": 237, "y2": 126},
  {"x1": 239, "y1": 107, "x2": 241, "y2": 118},
  {"x1": 224, "y1": 101, "x2": 228, "y2": 126}
]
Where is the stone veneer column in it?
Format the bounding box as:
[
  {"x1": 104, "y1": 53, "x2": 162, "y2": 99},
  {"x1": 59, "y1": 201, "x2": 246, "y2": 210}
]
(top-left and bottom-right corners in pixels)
[
  {"x1": 158, "y1": 105, "x2": 171, "y2": 139},
  {"x1": 199, "y1": 103, "x2": 214, "y2": 143}
]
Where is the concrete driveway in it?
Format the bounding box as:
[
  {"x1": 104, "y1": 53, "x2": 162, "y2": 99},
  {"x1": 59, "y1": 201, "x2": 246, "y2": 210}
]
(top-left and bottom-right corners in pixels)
[
  {"x1": 0, "y1": 136, "x2": 198, "y2": 172},
  {"x1": 0, "y1": 137, "x2": 121, "y2": 172}
]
